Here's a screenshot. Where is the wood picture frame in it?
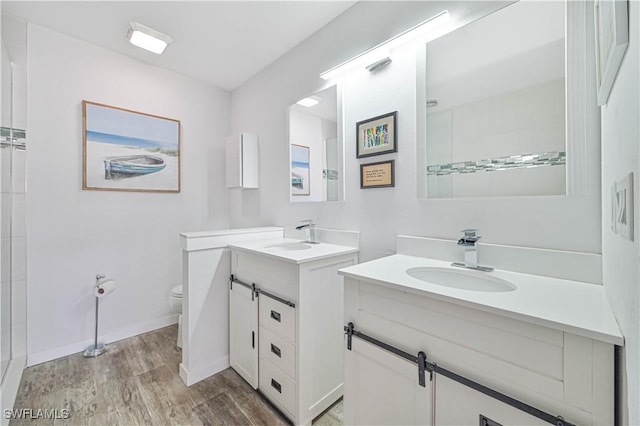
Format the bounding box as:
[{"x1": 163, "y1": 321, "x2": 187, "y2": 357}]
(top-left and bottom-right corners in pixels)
[
  {"x1": 360, "y1": 159, "x2": 395, "y2": 189},
  {"x1": 594, "y1": 0, "x2": 629, "y2": 106},
  {"x1": 356, "y1": 111, "x2": 397, "y2": 158},
  {"x1": 82, "y1": 101, "x2": 181, "y2": 192}
]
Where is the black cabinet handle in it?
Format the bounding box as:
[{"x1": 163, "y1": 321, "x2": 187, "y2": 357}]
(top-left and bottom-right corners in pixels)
[
  {"x1": 271, "y1": 378, "x2": 282, "y2": 393},
  {"x1": 270, "y1": 310, "x2": 281, "y2": 322},
  {"x1": 252, "y1": 331, "x2": 255, "y2": 349},
  {"x1": 271, "y1": 343, "x2": 282, "y2": 358},
  {"x1": 479, "y1": 415, "x2": 502, "y2": 426}
]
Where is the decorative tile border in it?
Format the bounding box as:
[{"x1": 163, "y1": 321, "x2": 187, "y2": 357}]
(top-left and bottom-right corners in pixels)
[
  {"x1": 0, "y1": 127, "x2": 26, "y2": 150},
  {"x1": 323, "y1": 169, "x2": 339, "y2": 180},
  {"x1": 427, "y1": 151, "x2": 565, "y2": 176}
]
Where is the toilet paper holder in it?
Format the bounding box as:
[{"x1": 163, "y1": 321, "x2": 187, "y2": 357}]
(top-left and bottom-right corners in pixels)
[{"x1": 84, "y1": 273, "x2": 115, "y2": 358}]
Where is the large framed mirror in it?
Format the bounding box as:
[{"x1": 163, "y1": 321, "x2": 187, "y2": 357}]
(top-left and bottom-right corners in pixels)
[
  {"x1": 289, "y1": 85, "x2": 343, "y2": 202},
  {"x1": 417, "y1": 1, "x2": 587, "y2": 199}
]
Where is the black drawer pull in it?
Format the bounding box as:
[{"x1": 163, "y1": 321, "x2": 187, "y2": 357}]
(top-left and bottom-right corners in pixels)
[
  {"x1": 270, "y1": 310, "x2": 281, "y2": 322},
  {"x1": 479, "y1": 415, "x2": 502, "y2": 426},
  {"x1": 271, "y1": 378, "x2": 282, "y2": 393},
  {"x1": 271, "y1": 343, "x2": 282, "y2": 357}
]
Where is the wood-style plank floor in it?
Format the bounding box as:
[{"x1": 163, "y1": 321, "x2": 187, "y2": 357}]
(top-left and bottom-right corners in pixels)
[{"x1": 10, "y1": 325, "x2": 341, "y2": 425}]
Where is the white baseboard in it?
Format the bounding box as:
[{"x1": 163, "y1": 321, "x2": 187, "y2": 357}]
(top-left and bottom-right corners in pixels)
[
  {"x1": 179, "y1": 355, "x2": 229, "y2": 386},
  {"x1": 1, "y1": 355, "x2": 27, "y2": 423},
  {"x1": 27, "y1": 314, "x2": 178, "y2": 367}
]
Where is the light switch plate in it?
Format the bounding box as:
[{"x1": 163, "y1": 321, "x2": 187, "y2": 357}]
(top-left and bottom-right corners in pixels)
[{"x1": 612, "y1": 172, "x2": 634, "y2": 241}]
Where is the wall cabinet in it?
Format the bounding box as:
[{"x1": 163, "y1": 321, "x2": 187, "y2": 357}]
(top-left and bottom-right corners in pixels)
[
  {"x1": 229, "y1": 247, "x2": 358, "y2": 425},
  {"x1": 225, "y1": 132, "x2": 258, "y2": 189}
]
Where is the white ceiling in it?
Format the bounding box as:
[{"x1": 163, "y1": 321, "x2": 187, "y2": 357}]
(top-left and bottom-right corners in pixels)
[{"x1": 2, "y1": 1, "x2": 356, "y2": 91}]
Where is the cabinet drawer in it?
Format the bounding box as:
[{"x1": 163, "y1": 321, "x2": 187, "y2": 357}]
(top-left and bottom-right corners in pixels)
[
  {"x1": 259, "y1": 326, "x2": 296, "y2": 379},
  {"x1": 259, "y1": 357, "x2": 297, "y2": 416},
  {"x1": 259, "y1": 295, "x2": 296, "y2": 342}
]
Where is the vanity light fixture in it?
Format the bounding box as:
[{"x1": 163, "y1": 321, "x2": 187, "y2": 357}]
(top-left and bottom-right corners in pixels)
[
  {"x1": 127, "y1": 22, "x2": 172, "y2": 54},
  {"x1": 320, "y1": 10, "x2": 451, "y2": 80},
  {"x1": 296, "y1": 96, "x2": 321, "y2": 107}
]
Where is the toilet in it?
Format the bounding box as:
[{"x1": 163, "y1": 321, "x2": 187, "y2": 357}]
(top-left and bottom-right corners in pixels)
[{"x1": 168, "y1": 285, "x2": 183, "y2": 348}]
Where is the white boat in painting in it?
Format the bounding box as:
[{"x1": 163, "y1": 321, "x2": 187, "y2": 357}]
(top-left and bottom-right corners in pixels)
[{"x1": 104, "y1": 155, "x2": 166, "y2": 180}]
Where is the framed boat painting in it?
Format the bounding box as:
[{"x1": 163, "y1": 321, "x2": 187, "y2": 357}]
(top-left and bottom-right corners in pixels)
[{"x1": 82, "y1": 101, "x2": 181, "y2": 193}]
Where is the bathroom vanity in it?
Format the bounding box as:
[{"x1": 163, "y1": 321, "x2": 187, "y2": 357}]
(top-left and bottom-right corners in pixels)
[
  {"x1": 228, "y1": 236, "x2": 358, "y2": 425},
  {"x1": 338, "y1": 236, "x2": 622, "y2": 426}
]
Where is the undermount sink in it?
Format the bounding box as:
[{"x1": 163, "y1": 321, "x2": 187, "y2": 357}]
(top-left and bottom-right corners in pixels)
[
  {"x1": 406, "y1": 267, "x2": 516, "y2": 292},
  {"x1": 264, "y1": 242, "x2": 312, "y2": 251}
]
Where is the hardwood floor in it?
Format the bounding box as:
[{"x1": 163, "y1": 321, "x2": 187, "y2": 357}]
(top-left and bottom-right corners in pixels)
[{"x1": 10, "y1": 325, "x2": 296, "y2": 425}]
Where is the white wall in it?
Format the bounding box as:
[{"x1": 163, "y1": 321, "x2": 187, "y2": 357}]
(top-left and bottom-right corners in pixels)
[
  {"x1": 25, "y1": 24, "x2": 230, "y2": 364},
  {"x1": 229, "y1": 1, "x2": 601, "y2": 262},
  {"x1": 600, "y1": 1, "x2": 640, "y2": 424}
]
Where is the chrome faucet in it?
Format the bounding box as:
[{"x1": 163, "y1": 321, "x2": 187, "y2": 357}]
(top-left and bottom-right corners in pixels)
[
  {"x1": 451, "y1": 229, "x2": 493, "y2": 272},
  {"x1": 295, "y1": 219, "x2": 319, "y2": 244}
]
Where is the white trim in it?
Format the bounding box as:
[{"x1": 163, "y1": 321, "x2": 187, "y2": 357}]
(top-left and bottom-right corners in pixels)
[
  {"x1": 180, "y1": 227, "x2": 283, "y2": 251},
  {"x1": 1, "y1": 355, "x2": 26, "y2": 424},
  {"x1": 179, "y1": 356, "x2": 229, "y2": 386},
  {"x1": 594, "y1": 0, "x2": 629, "y2": 106},
  {"x1": 27, "y1": 314, "x2": 178, "y2": 367}
]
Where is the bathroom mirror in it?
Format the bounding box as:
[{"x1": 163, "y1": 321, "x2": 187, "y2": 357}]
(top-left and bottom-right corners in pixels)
[
  {"x1": 289, "y1": 85, "x2": 343, "y2": 202},
  {"x1": 419, "y1": 1, "x2": 568, "y2": 198}
]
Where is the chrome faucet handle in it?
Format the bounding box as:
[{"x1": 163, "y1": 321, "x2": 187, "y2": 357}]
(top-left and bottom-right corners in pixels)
[
  {"x1": 461, "y1": 229, "x2": 478, "y2": 238},
  {"x1": 296, "y1": 219, "x2": 315, "y2": 229}
]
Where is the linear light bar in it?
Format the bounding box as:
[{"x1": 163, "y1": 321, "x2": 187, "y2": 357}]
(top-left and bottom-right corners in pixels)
[
  {"x1": 127, "y1": 22, "x2": 172, "y2": 54},
  {"x1": 320, "y1": 10, "x2": 451, "y2": 80}
]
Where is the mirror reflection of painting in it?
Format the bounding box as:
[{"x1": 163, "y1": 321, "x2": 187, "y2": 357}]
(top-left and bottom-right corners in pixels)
[
  {"x1": 83, "y1": 101, "x2": 181, "y2": 193},
  {"x1": 289, "y1": 85, "x2": 342, "y2": 202},
  {"x1": 291, "y1": 144, "x2": 310, "y2": 196}
]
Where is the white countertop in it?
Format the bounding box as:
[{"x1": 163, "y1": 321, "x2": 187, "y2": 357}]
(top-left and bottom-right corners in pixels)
[
  {"x1": 180, "y1": 226, "x2": 282, "y2": 239},
  {"x1": 228, "y1": 238, "x2": 359, "y2": 264},
  {"x1": 339, "y1": 254, "x2": 623, "y2": 346}
]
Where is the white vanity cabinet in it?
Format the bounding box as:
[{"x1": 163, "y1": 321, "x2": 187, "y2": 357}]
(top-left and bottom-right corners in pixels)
[
  {"x1": 340, "y1": 254, "x2": 622, "y2": 426},
  {"x1": 228, "y1": 238, "x2": 358, "y2": 425}
]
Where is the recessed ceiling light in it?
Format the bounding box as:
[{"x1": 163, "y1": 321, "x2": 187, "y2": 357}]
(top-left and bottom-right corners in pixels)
[
  {"x1": 296, "y1": 96, "x2": 321, "y2": 107},
  {"x1": 127, "y1": 22, "x2": 172, "y2": 54}
]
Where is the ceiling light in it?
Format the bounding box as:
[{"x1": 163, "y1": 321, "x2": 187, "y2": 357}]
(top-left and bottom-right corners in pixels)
[
  {"x1": 320, "y1": 10, "x2": 451, "y2": 80},
  {"x1": 127, "y1": 22, "x2": 172, "y2": 54},
  {"x1": 296, "y1": 96, "x2": 321, "y2": 107}
]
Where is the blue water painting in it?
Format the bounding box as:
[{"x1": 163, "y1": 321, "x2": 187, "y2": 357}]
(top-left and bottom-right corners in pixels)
[
  {"x1": 86, "y1": 130, "x2": 168, "y2": 149},
  {"x1": 85, "y1": 103, "x2": 179, "y2": 150}
]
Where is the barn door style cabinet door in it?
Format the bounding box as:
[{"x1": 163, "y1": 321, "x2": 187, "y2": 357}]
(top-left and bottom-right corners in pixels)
[
  {"x1": 344, "y1": 337, "x2": 433, "y2": 425},
  {"x1": 229, "y1": 279, "x2": 258, "y2": 389}
]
